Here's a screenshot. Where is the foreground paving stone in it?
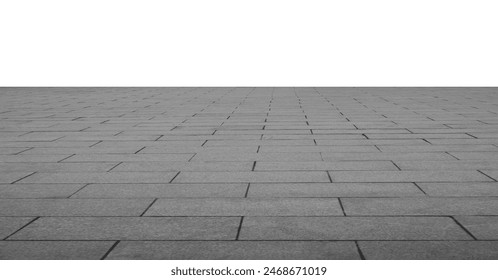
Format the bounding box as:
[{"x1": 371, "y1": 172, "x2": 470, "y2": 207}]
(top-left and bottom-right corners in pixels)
[
  {"x1": 358, "y1": 241, "x2": 498, "y2": 259},
  {"x1": 239, "y1": 217, "x2": 470, "y2": 240},
  {"x1": 10, "y1": 217, "x2": 239, "y2": 240},
  {"x1": 106, "y1": 241, "x2": 361, "y2": 260},
  {"x1": 0, "y1": 241, "x2": 114, "y2": 260},
  {"x1": 342, "y1": 197, "x2": 498, "y2": 216},
  {"x1": 0, "y1": 199, "x2": 153, "y2": 216},
  {"x1": 145, "y1": 198, "x2": 343, "y2": 216}
]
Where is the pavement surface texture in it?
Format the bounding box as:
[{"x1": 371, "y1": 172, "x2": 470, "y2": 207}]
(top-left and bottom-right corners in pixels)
[{"x1": 1, "y1": 87, "x2": 498, "y2": 260}]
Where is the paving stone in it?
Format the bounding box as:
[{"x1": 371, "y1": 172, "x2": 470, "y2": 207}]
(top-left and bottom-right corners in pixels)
[
  {"x1": 173, "y1": 171, "x2": 330, "y2": 183},
  {"x1": 239, "y1": 217, "x2": 470, "y2": 240},
  {"x1": 10, "y1": 217, "x2": 239, "y2": 240},
  {"x1": 72, "y1": 183, "x2": 247, "y2": 198},
  {"x1": 145, "y1": 198, "x2": 342, "y2": 216},
  {"x1": 0, "y1": 217, "x2": 35, "y2": 238},
  {"x1": 0, "y1": 184, "x2": 84, "y2": 198},
  {"x1": 417, "y1": 182, "x2": 498, "y2": 196},
  {"x1": 191, "y1": 152, "x2": 323, "y2": 162},
  {"x1": 394, "y1": 160, "x2": 498, "y2": 170},
  {"x1": 358, "y1": 241, "x2": 498, "y2": 259},
  {"x1": 0, "y1": 162, "x2": 117, "y2": 172},
  {"x1": 112, "y1": 162, "x2": 253, "y2": 172},
  {"x1": 106, "y1": 241, "x2": 360, "y2": 260},
  {"x1": 254, "y1": 161, "x2": 398, "y2": 171},
  {"x1": 64, "y1": 154, "x2": 194, "y2": 162},
  {"x1": 328, "y1": 171, "x2": 491, "y2": 182},
  {"x1": 342, "y1": 197, "x2": 498, "y2": 215},
  {"x1": 0, "y1": 199, "x2": 152, "y2": 216},
  {"x1": 321, "y1": 152, "x2": 455, "y2": 161},
  {"x1": 454, "y1": 216, "x2": 498, "y2": 240},
  {"x1": 0, "y1": 241, "x2": 115, "y2": 260},
  {"x1": 248, "y1": 183, "x2": 424, "y2": 197},
  {"x1": 18, "y1": 172, "x2": 179, "y2": 184}
]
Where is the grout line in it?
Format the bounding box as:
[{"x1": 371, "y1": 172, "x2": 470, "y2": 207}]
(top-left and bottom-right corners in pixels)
[
  {"x1": 354, "y1": 241, "x2": 366, "y2": 260},
  {"x1": 10, "y1": 172, "x2": 37, "y2": 184},
  {"x1": 57, "y1": 154, "x2": 75, "y2": 163},
  {"x1": 169, "y1": 171, "x2": 181, "y2": 183},
  {"x1": 338, "y1": 198, "x2": 347, "y2": 216},
  {"x1": 244, "y1": 183, "x2": 251, "y2": 198},
  {"x1": 235, "y1": 216, "x2": 244, "y2": 240},
  {"x1": 477, "y1": 170, "x2": 498, "y2": 182},
  {"x1": 412, "y1": 182, "x2": 428, "y2": 195},
  {"x1": 4, "y1": 217, "x2": 40, "y2": 240},
  {"x1": 251, "y1": 161, "x2": 257, "y2": 171},
  {"x1": 326, "y1": 171, "x2": 333, "y2": 183},
  {"x1": 100, "y1": 241, "x2": 121, "y2": 260},
  {"x1": 67, "y1": 183, "x2": 92, "y2": 198},
  {"x1": 140, "y1": 198, "x2": 158, "y2": 217},
  {"x1": 450, "y1": 216, "x2": 478, "y2": 240},
  {"x1": 134, "y1": 147, "x2": 146, "y2": 154},
  {"x1": 391, "y1": 161, "x2": 402, "y2": 171},
  {"x1": 107, "y1": 162, "x2": 123, "y2": 172}
]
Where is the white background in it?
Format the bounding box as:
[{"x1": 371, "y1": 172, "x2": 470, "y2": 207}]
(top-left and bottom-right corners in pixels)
[{"x1": 1, "y1": 0, "x2": 497, "y2": 86}]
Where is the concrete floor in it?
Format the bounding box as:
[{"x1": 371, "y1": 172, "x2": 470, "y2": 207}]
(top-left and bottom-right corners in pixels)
[{"x1": 1, "y1": 87, "x2": 498, "y2": 259}]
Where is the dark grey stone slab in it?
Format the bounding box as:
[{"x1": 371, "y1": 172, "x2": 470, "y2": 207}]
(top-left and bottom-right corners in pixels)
[
  {"x1": 106, "y1": 241, "x2": 360, "y2": 260},
  {"x1": 358, "y1": 241, "x2": 498, "y2": 259},
  {"x1": 0, "y1": 241, "x2": 115, "y2": 260},
  {"x1": 10, "y1": 217, "x2": 240, "y2": 240},
  {"x1": 239, "y1": 217, "x2": 470, "y2": 240}
]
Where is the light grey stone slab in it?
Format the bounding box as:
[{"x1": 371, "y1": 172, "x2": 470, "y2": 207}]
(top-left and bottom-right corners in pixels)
[
  {"x1": 65, "y1": 154, "x2": 194, "y2": 162},
  {"x1": 342, "y1": 197, "x2": 498, "y2": 216},
  {"x1": 417, "y1": 182, "x2": 498, "y2": 196},
  {"x1": 239, "y1": 217, "x2": 470, "y2": 240},
  {"x1": 0, "y1": 217, "x2": 35, "y2": 238},
  {"x1": 358, "y1": 241, "x2": 498, "y2": 259},
  {"x1": 0, "y1": 241, "x2": 115, "y2": 260},
  {"x1": 322, "y1": 152, "x2": 455, "y2": 161},
  {"x1": 328, "y1": 171, "x2": 491, "y2": 182},
  {"x1": 455, "y1": 216, "x2": 498, "y2": 240},
  {"x1": 173, "y1": 171, "x2": 330, "y2": 183},
  {"x1": 10, "y1": 217, "x2": 240, "y2": 240},
  {"x1": 144, "y1": 198, "x2": 342, "y2": 216},
  {"x1": 248, "y1": 183, "x2": 424, "y2": 197},
  {"x1": 72, "y1": 183, "x2": 247, "y2": 198},
  {"x1": 0, "y1": 199, "x2": 152, "y2": 216},
  {"x1": 106, "y1": 241, "x2": 360, "y2": 260},
  {"x1": 112, "y1": 162, "x2": 253, "y2": 172},
  {"x1": 18, "y1": 172, "x2": 178, "y2": 184},
  {"x1": 0, "y1": 184, "x2": 84, "y2": 198},
  {"x1": 254, "y1": 161, "x2": 398, "y2": 171}
]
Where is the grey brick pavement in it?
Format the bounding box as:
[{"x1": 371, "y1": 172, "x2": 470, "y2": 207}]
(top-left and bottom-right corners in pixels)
[{"x1": 1, "y1": 87, "x2": 498, "y2": 259}]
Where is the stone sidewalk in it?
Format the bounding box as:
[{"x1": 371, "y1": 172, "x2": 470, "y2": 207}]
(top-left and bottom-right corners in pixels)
[{"x1": 1, "y1": 87, "x2": 498, "y2": 259}]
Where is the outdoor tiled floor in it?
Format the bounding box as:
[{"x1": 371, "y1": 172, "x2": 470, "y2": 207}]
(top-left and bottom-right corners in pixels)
[{"x1": 1, "y1": 87, "x2": 498, "y2": 259}]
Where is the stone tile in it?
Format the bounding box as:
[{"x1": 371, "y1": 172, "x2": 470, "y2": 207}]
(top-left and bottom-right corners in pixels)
[
  {"x1": 455, "y1": 216, "x2": 498, "y2": 240},
  {"x1": 328, "y1": 171, "x2": 491, "y2": 182},
  {"x1": 358, "y1": 241, "x2": 498, "y2": 259},
  {"x1": 0, "y1": 184, "x2": 84, "y2": 198},
  {"x1": 0, "y1": 217, "x2": 35, "y2": 238},
  {"x1": 418, "y1": 182, "x2": 498, "y2": 196},
  {"x1": 322, "y1": 152, "x2": 455, "y2": 161},
  {"x1": 112, "y1": 162, "x2": 253, "y2": 172},
  {"x1": 394, "y1": 160, "x2": 498, "y2": 170},
  {"x1": 10, "y1": 217, "x2": 239, "y2": 240},
  {"x1": 18, "y1": 172, "x2": 179, "y2": 184},
  {"x1": 0, "y1": 162, "x2": 117, "y2": 173},
  {"x1": 342, "y1": 197, "x2": 498, "y2": 216},
  {"x1": 144, "y1": 198, "x2": 343, "y2": 216},
  {"x1": 239, "y1": 217, "x2": 470, "y2": 240},
  {"x1": 106, "y1": 241, "x2": 360, "y2": 260},
  {"x1": 248, "y1": 183, "x2": 424, "y2": 197},
  {"x1": 191, "y1": 152, "x2": 323, "y2": 162},
  {"x1": 0, "y1": 199, "x2": 152, "y2": 216},
  {"x1": 254, "y1": 161, "x2": 398, "y2": 171},
  {"x1": 72, "y1": 183, "x2": 247, "y2": 198},
  {"x1": 173, "y1": 171, "x2": 330, "y2": 183},
  {"x1": 0, "y1": 241, "x2": 115, "y2": 260},
  {"x1": 65, "y1": 154, "x2": 194, "y2": 162}
]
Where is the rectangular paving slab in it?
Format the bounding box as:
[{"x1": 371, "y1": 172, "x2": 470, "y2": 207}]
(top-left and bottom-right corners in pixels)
[{"x1": 0, "y1": 241, "x2": 115, "y2": 260}]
